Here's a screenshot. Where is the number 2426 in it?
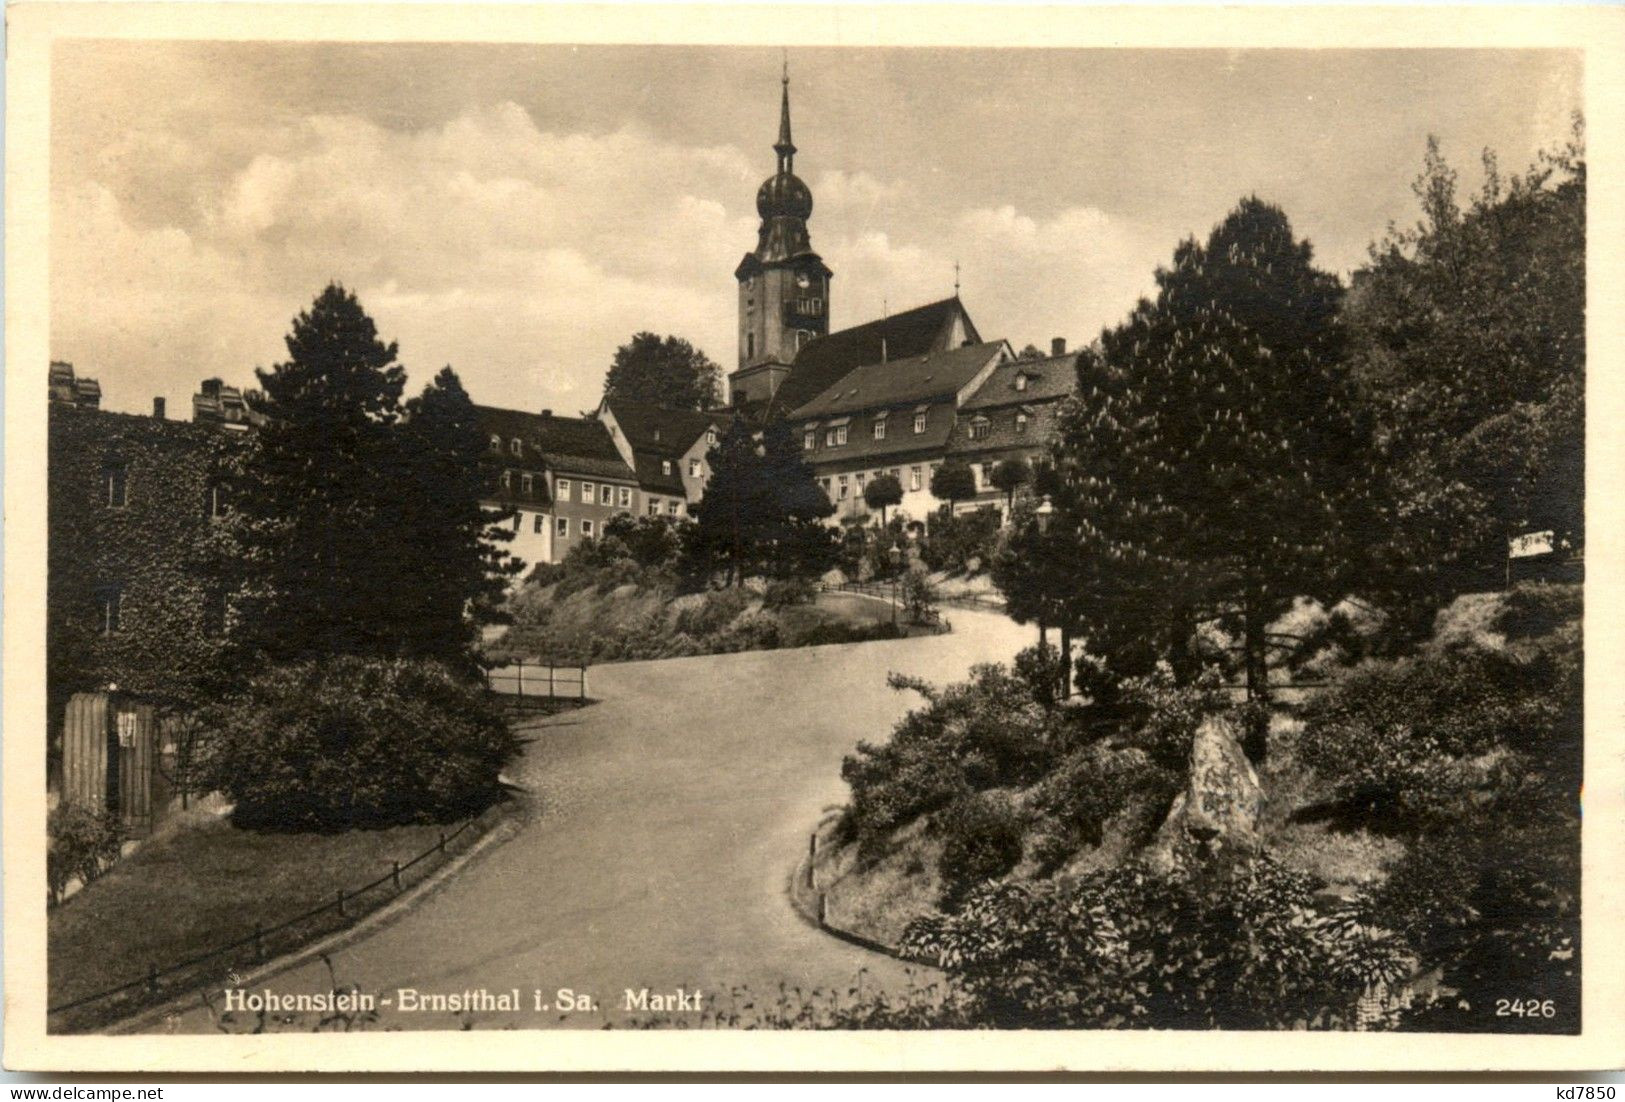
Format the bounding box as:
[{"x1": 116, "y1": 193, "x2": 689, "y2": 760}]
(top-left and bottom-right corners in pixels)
[{"x1": 1495, "y1": 998, "x2": 1557, "y2": 1018}]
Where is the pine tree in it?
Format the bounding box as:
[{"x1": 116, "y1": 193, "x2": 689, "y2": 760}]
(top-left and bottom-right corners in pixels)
[
  {"x1": 687, "y1": 419, "x2": 773, "y2": 586},
  {"x1": 227, "y1": 283, "x2": 408, "y2": 662},
  {"x1": 758, "y1": 419, "x2": 838, "y2": 578},
  {"x1": 1042, "y1": 198, "x2": 1370, "y2": 724},
  {"x1": 390, "y1": 367, "x2": 522, "y2": 672}
]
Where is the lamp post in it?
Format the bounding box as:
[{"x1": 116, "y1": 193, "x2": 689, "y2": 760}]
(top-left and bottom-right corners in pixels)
[
  {"x1": 888, "y1": 544, "x2": 902, "y2": 628},
  {"x1": 1034, "y1": 494, "x2": 1055, "y2": 534}
]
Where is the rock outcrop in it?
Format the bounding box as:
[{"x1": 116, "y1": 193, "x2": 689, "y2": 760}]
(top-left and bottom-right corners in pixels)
[{"x1": 1149, "y1": 713, "x2": 1263, "y2": 871}]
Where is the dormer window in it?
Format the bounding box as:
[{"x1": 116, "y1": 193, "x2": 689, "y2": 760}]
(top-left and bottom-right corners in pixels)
[
  {"x1": 662, "y1": 460, "x2": 673, "y2": 476},
  {"x1": 969, "y1": 417, "x2": 991, "y2": 441},
  {"x1": 913, "y1": 411, "x2": 927, "y2": 435},
  {"x1": 1015, "y1": 373, "x2": 1029, "y2": 392},
  {"x1": 706, "y1": 428, "x2": 718, "y2": 445},
  {"x1": 803, "y1": 429, "x2": 816, "y2": 451},
  {"x1": 1016, "y1": 412, "x2": 1030, "y2": 435},
  {"x1": 510, "y1": 438, "x2": 523, "y2": 456},
  {"x1": 489, "y1": 434, "x2": 502, "y2": 452},
  {"x1": 873, "y1": 416, "x2": 887, "y2": 441},
  {"x1": 501, "y1": 469, "x2": 513, "y2": 489}
]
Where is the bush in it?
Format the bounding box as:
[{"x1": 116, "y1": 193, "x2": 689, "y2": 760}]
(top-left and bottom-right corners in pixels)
[
  {"x1": 202, "y1": 657, "x2": 520, "y2": 831},
  {"x1": 762, "y1": 576, "x2": 816, "y2": 610},
  {"x1": 48, "y1": 806, "x2": 124, "y2": 905},
  {"x1": 1495, "y1": 581, "x2": 1582, "y2": 642},
  {"x1": 672, "y1": 588, "x2": 752, "y2": 638},
  {"x1": 902, "y1": 856, "x2": 1415, "y2": 1029},
  {"x1": 1032, "y1": 743, "x2": 1174, "y2": 857},
  {"x1": 1013, "y1": 643, "x2": 1065, "y2": 708},
  {"x1": 900, "y1": 570, "x2": 939, "y2": 625},
  {"x1": 603, "y1": 514, "x2": 685, "y2": 571},
  {"x1": 920, "y1": 507, "x2": 1001, "y2": 574},
  {"x1": 935, "y1": 792, "x2": 1026, "y2": 906},
  {"x1": 840, "y1": 664, "x2": 1058, "y2": 856}
]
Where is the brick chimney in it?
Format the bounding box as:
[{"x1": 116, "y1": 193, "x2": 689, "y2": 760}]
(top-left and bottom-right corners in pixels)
[
  {"x1": 1051, "y1": 337, "x2": 1067, "y2": 357},
  {"x1": 153, "y1": 397, "x2": 166, "y2": 419},
  {"x1": 540, "y1": 409, "x2": 552, "y2": 418}
]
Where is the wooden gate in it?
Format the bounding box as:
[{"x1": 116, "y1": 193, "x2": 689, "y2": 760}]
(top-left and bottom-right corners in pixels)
[{"x1": 61, "y1": 692, "x2": 161, "y2": 836}]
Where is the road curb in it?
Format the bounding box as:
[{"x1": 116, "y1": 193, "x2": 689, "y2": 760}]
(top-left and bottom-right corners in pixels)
[
  {"x1": 104, "y1": 803, "x2": 525, "y2": 1035},
  {"x1": 786, "y1": 827, "x2": 910, "y2": 964}
]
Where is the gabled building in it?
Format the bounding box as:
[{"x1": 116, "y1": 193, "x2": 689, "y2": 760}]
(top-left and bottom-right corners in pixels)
[
  {"x1": 947, "y1": 341, "x2": 1080, "y2": 512},
  {"x1": 474, "y1": 406, "x2": 640, "y2": 570},
  {"x1": 598, "y1": 400, "x2": 734, "y2": 517},
  {"x1": 789, "y1": 339, "x2": 1011, "y2": 523}
]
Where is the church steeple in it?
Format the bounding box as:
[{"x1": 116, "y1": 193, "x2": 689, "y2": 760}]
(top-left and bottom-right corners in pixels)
[
  {"x1": 775, "y1": 61, "x2": 796, "y2": 174},
  {"x1": 729, "y1": 57, "x2": 834, "y2": 407}
]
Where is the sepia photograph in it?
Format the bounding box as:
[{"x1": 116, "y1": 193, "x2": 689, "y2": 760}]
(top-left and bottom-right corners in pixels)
[{"x1": 5, "y1": 1, "x2": 1622, "y2": 1075}]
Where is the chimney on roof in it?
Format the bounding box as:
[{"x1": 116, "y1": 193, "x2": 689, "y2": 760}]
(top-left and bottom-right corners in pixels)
[
  {"x1": 153, "y1": 397, "x2": 166, "y2": 419},
  {"x1": 1051, "y1": 337, "x2": 1067, "y2": 357},
  {"x1": 541, "y1": 409, "x2": 552, "y2": 418}
]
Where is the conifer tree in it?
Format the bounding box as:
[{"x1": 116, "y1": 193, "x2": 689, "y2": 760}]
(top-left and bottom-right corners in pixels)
[{"x1": 228, "y1": 283, "x2": 408, "y2": 662}]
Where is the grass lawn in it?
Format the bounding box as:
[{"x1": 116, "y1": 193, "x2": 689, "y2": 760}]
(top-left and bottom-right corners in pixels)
[{"x1": 48, "y1": 803, "x2": 506, "y2": 1033}]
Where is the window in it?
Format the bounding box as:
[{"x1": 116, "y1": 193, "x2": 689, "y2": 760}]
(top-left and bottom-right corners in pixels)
[
  {"x1": 511, "y1": 438, "x2": 523, "y2": 456},
  {"x1": 1015, "y1": 373, "x2": 1029, "y2": 392},
  {"x1": 910, "y1": 466, "x2": 923, "y2": 492},
  {"x1": 582, "y1": 519, "x2": 595, "y2": 538},
  {"x1": 838, "y1": 476, "x2": 849, "y2": 500},
  {"x1": 706, "y1": 428, "x2": 718, "y2": 445},
  {"x1": 970, "y1": 418, "x2": 991, "y2": 441},
  {"x1": 667, "y1": 500, "x2": 680, "y2": 516},
  {"x1": 796, "y1": 329, "x2": 814, "y2": 350},
  {"x1": 618, "y1": 485, "x2": 632, "y2": 508},
  {"x1": 890, "y1": 468, "x2": 901, "y2": 480},
  {"x1": 489, "y1": 434, "x2": 502, "y2": 452},
  {"x1": 804, "y1": 430, "x2": 816, "y2": 451},
  {"x1": 557, "y1": 479, "x2": 571, "y2": 501},
  {"x1": 501, "y1": 469, "x2": 513, "y2": 490},
  {"x1": 747, "y1": 332, "x2": 756, "y2": 360},
  {"x1": 533, "y1": 513, "x2": 545, "y2": 534},
  {"x1": 873, "y1": 418, "x2": 887, "y2": 441},
  {"x1": 972, "y1": 464, "x2": 985, "y2": 489},
  {"x1": 96, "y1": 586, "x2": 121, "y2": 635},
  {"x1": 514, "y1": 511, "x2": 524, "y2": 532},
  {"x1": 521, "y1": 473, "x2": 533, "y2": 495},
  {"x1": 648, "y1": 498, "x2": 661, "y2": 516},
  {"x1": 599, "y1": 484, "x2": 613, "y2": 505},
  {"x1": 102, "y1": 461, "x2": 127, "y2": 508},
  {"x1": 207, "y1": 482, "x2": 228, "y2": 519},
  {"x1": 855, "y1": 472, "x2": 867, "y2": 494},
  {"x1": 661, "y1": 460, "x2": 673, "y2": 476},
  {"x1": 826, "y1": 425, "x2": 848, "y2": 447},
  {"x1": 821, "y1": 478, "x2": 832, "y2": 497},
  {"x1": 689, "y1": 458, "x2": 701, "y2": 477},
  {"x1": 913, "y1": 412, "x2": 927, "y2": 434},
  {"x1": 556, "y1": 516, "x2": 570, "y2": 538},
  {"x1": 582, "y1": 481, "x2": 595, "y2": 502},
  {"x1": 1016, "y1": 412, "x2": 1029, "y2": 435}
]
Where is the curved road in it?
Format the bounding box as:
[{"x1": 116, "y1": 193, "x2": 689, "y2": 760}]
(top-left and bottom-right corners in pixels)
[{"x1": 168, "y1": 605, "x2": 1030, "y2": 1032}]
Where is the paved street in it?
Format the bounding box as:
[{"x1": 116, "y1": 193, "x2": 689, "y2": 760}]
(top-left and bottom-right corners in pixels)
[{"x1": 166, "y1": 605, "x2": 1032, "y2": 1032}]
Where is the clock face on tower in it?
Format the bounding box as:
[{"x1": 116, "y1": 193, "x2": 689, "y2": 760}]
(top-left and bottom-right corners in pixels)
[{"x1": 796, "y1": 273, "x2": 811, "y2": 289}]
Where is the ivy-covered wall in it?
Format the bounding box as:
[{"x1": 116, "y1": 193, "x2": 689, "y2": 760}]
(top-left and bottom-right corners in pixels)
[{"x1": 47, "y1": 404, "x2": 238, "y2": 762}]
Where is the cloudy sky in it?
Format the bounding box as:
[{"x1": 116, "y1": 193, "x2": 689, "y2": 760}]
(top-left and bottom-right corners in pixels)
[{"x1": 52, "y1": 43, "x2": 1579, "y2": 417}]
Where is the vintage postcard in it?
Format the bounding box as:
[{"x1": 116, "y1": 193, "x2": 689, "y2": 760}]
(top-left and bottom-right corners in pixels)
[{"x1": 5, "y1": 1, "x2": 1624, "y2": 1074}]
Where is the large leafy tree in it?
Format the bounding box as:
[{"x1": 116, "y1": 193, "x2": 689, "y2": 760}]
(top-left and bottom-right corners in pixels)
[
  {"x1": 1344, "y1": 124, "x2": 1584, "y2": 629},
  {"x1": 602, "y1": 332, "x2": 724, "y2": 411},
  {"x1": 863, "y1": 473, "x2": 903, "y2": 526},
  {"x1": 1038, "y1": 198, "x2": 1370, "y2": 713},
  {"x1": 930, "y1": 461, "x2": 977, "y2": 512},
  {"x1": 228, "y1": 284, "x2": 408, "y2": 662}
]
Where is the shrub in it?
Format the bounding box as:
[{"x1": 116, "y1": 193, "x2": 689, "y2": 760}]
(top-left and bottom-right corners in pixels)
[
  {"x1": 900, "y1": 570, "x2": 939, "y2": 625},
  {"x1": 603, "y1": 514, "x2": 684, "y2": 571},
  {"x1": 1013, "y1": 643, "x2": 1065, "y2": 708},
  {"x1": 1298, "y1": 638, "x2": 1575, "y2": 830},
  {"x1": 935, "y1": 792, "x2": 1026, "y2": 907},
  {"x1": 762, "y1": 576, "x2": 816, "y2": 610},
  {"x1": 902, "y1": 856, "x2": 1415, "y2": 1029},
  {"x1": 920, "y1": 507, "x2": 1001, "y2": 574},
  {"x1": 840, "y1": 664, "x2": 1058, "y2": 856},
  {"x1": 202, "y1": 657, "x2": 520, "y2": 831},
  {"x1": 1033, "y1": 743, "x2": 1174, "y2": 856},
  {"x1": 48, "y1": 805, "x2": 124, "y2": 905},
  {"x1": 672, "y1": 588, "x2": 752, "y2": 638}
]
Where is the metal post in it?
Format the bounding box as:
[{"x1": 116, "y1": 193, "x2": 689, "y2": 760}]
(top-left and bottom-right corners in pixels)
[
  {"x1": 438, "y1": 831, "x2": 447, "y2": 853},
  {"x1": 336, "y1": 889, "x2": 347, "y2": 919},
  {"x1": 816, "y1": 893, "x2": 827, "y2": 928},
  {"x1": 516, "y1": 658, "x2": 524, "y2": 702},
  {"x1": 549, "y1": 663, "x2": 556, "y2": 699},
  {"x1": 579, "y1": 666, "x2": 587, "y2": 700},
  {"x1": 391, "y1": 860, "x2": 402, "y2": 892}
]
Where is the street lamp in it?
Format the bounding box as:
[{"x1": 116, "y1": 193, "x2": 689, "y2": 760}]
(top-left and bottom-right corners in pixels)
[{"x1": 888, "y1": 544, "x2": 903, "y2": 627}]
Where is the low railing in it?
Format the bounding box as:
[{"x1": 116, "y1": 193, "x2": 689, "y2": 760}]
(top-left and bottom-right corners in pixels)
[
  {"x1": 47, "y1": 807, "x2": 495, "y2": 1025},
  {"x1": 483, "y1": 660, "x2": 589, "y2": 708}
]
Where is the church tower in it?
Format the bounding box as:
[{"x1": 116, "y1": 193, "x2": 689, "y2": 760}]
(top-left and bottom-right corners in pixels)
[{"x1": 729, "y1": 63, "x2": 832, "y2": 408}]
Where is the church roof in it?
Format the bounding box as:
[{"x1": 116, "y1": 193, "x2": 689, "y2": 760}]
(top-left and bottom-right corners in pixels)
[
  {"x1": 789, "y1": 340, "x2": 1008, "y2": 420},
  {"x1": 770, "y1": 296, "x2": 982, "y2": 415}
]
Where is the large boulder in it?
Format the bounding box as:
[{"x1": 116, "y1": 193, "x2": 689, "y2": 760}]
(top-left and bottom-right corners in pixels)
[{"x1": 1149, "y1": 714, "x2": 1263, "y2": 871}]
